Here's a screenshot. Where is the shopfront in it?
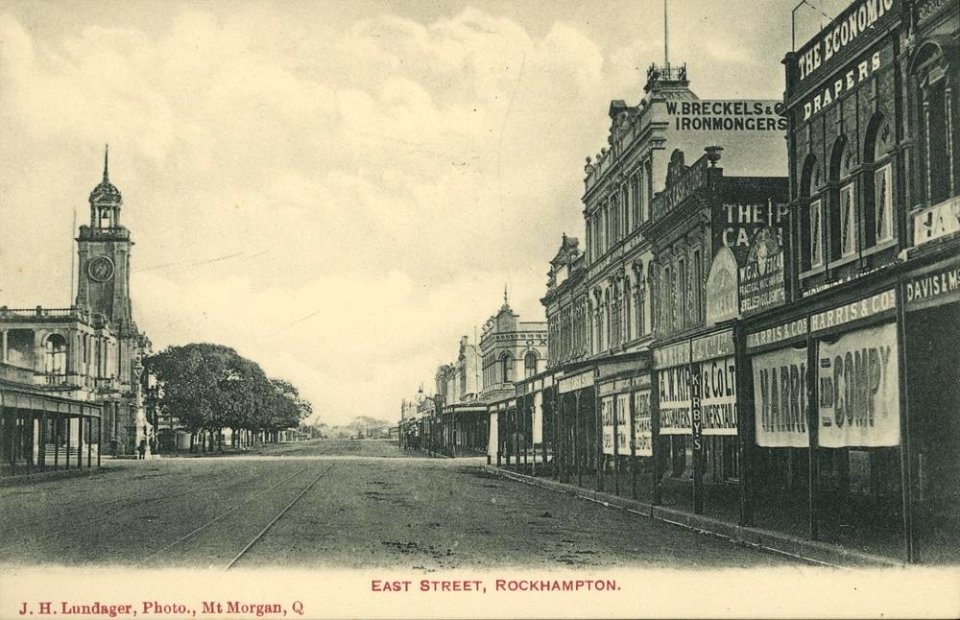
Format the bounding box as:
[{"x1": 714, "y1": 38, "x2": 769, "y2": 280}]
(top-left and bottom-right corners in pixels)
[
  {"x1": 652, "y1": 327, "x2": 740, "y2": 518},
  {"x1": 596, "y1": 355, "x2": 653, "y2": 500},
  {"x1": 902, "y1": 256, "x2": 960, "y2": 563},
  {"x1": 745, "y1": 285, "x2": 905, "y2": 556}
]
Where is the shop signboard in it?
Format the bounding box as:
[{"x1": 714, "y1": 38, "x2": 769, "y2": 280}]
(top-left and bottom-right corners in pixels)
[
  {"x1": 632, "y1": 390, "x2": 653, "y2": 457},
  {"x1": 753, "y1": 346, "x2": 809, "y2": 448},
  {"x1": 559, "y1": 369, "x2": 593, "y2": 394},
  {"x1": 705, "y1": 246, "x2": 740, "y2": 325},
  {"x1": 905, "y1": 262, "x2": 960, "y2": 311},
  {"x1": 617, "y1": 393, "x2": 630, "y2": 455},
  {"x1": 913, "y1": 196, "x2": 960, "y2": 248},
  {"x1": 809, "y1": 289, "x2": 896, "y2": 333},
  {"x1": 746, "y1": 317, "x2": 808, "y2": 351},
  {"x1": 739, "y1": 226, "x2": 786, "y2": 314},
  {"x1": 699, "y1": 356, "x2": 737, "y2": 435},
  {"x1": 658, "y1": 364, "x2": 691, "y2": 435},
  {"x1": 794, "y1": 0, "x2": 896, "y2": 88},
  {"x1": 601, "y1": 396, "x2": 615, "y2": 455},
  {"x1": 532, "y1": 390, "x2": 543, "y2": 444},
  {"x1": 817, "y1": 323, "x2": 900, "y2": 447}
]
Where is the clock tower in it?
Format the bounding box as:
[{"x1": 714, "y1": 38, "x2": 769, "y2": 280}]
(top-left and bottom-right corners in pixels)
[{"x1": 76, "y1": 146, "x2": 136, "y2": 335}]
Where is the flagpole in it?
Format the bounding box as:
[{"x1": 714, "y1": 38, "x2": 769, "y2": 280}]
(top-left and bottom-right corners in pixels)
[{"x1": 664, "y1": 0, "x2": 669, "y2": 68}]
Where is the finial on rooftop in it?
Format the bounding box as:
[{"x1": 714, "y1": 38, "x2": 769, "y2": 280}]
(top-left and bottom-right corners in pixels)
[{"x1": 103, "y1": 144, "x2": 110, "y2": 182}]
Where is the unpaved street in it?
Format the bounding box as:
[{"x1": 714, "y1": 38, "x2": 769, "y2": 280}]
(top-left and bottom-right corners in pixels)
[{"x1": 0, "y1": 440, "x2": 799, "y2": 569}]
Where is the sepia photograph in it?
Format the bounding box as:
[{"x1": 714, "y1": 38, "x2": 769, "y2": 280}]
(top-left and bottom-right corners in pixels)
[{"x1": 0, "y1": 0, "x2": 959, "y2": 618}]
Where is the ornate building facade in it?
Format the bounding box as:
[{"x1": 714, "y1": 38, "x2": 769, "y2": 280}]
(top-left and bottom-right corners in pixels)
[{"x1": 0, "y1": 148, "x2": 150, "y2": 470}]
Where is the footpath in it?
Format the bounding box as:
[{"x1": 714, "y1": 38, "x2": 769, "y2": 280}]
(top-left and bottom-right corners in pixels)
[{"x1": 483, "y1": 465, "x2": 902, "y2": 568}]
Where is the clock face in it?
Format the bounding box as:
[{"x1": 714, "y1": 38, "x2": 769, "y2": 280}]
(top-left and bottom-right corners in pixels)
[{"x1": 88, "y1": 256, "x2": 115, "y2": 282}]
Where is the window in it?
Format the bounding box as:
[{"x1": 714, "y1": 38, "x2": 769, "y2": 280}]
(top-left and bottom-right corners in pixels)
[
  {"x1": 828, "y1": 136, "x2": 856, "y2": 261},
  {"x1": 500, "y1": 353, "x2": 514, "y2": 384},
  {"x1": 45, "y1": 334, "x2": 67, "y2": 378},
  {"x1": 622, "y1": 183, "x2": 631, "y2": 232},
  {"x1": 874, "y1": 164, "x2": 893, "y2": 243},
  {"x1": 810, "y1": 199, "x2": 824, "y2": 268},
  {"x1": 630, "y1": 173, "x2": 640, "y2": 230},
  {"x1": 524, "y1": 352, "x2": 537, "y2": 378},
  {"x1": 644, "y1": 160, "x2": 653, "y2": 222},
  {"x1": 662, "y1": 264, "x2": 672, "y2": 334},
  {"x1": 692, "y1": 249, "x2": 702, "y2": 324},
  {"x1": 840, "y1": 183, "x2": 857, "y2": 257},
  {"x1": 677, "y1": 257, "x2": 686, "y2": 330}
]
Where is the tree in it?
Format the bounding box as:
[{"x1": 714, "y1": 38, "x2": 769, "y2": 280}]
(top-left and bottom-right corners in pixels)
[{"x1": 144, "y1": 343, "x2": 313, "y2": 451}]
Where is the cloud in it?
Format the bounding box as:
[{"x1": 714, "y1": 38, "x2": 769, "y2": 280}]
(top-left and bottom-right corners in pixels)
[{"x1": 0, "y1": 2, "x2": 792, "y2": 424}]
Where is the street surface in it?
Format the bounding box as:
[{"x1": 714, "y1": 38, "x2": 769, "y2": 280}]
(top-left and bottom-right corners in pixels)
[{"x1": 0, "y1": 439, "x2": 800, "y2": 569}]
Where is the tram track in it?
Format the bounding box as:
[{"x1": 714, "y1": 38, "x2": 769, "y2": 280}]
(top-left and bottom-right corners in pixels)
[
  {"x1": 137, "y1": 464, "x2": 334, "y2": 570},
  {"x1": 0, "y1": 465, "x2": 305, "y2": 555}
]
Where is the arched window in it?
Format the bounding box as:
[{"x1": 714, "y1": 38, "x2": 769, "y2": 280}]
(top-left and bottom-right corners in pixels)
[
  {"x1": 828, "y1": 136, "x2": 858, "y2": 261},
  {"x1": 45, "y1": 334, "x2": 67, "y2": 380},
  {"x1": 500, "y1": 352, "x2": 513, "y2": 384},
  {"x1": 863, "y1": 113, "x2": 895, "y2": 246},
  {"x1": 912, "y1": 41, "x2": 954, "y2": 206},
  {"x1": 799, "y1": 154, "x2": 823, "y2": 270},
  {"x1": 524, "y1": 352, "x2": 537, "y2": 378}
]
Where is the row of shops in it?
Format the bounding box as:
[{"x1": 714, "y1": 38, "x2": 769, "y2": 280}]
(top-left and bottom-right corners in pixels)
[{"x1": 402, "y1": 0, "x2": 958, "y2": 564}]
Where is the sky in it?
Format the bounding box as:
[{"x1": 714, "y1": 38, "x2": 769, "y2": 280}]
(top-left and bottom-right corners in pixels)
[{"x1": 0, "y1": 0, "x2": 852, "y2": 425}]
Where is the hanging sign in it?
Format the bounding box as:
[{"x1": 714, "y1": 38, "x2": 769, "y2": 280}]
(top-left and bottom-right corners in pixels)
[
  {"x1": 617, "y1": 393, "x2": 630, "y2": 455},
  {"x1": 705, "y1": 246, "x2": 740, "y2": 325},
  {"x1": 690, "y1": 366, "x2": 703, "y2": 451},
  {"x1": 700, "y1": 356, "x2": 737, "y2": 435},
  {"x1": 817, "y1": 323, "x2": 900, "y2": 447},
  {"x1": 601, "y1": 396, "x2": 615, "y2": 455},
  {"x1": 739, "y1": 226, "x2": 786, "y2": 314},
  {"x1": 658, "y1": 365, "x2": 692, "y2": 435},
  {"x1": 632, "y1": 390, "x2": 653, "y2": 457},
  {"x1": 753, "y1": 346, "x2": 809, "y2": 448}
]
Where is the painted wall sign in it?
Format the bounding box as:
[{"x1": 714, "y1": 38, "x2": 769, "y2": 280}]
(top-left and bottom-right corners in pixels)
[
  {"x1": 918, "y1": 0, "x2": 951, "y2": 24},
  {"x1": 651, "y1": 157, "x2": 708, "y2": 222},
  {"x1": 905, "y1": 263, "x2": 960, "y2": 311},
  {"x1": 913, "y1": 196, "x2": 960, "y2": 247},
  {"x1": 809, "y1": 289, "x2": 896, "y2": 333},
  {"x1": 739, "y1": 227, "x2": 786, "y2": 314},
  {"x1": 632, "y1": 390, "x2": 653, "y2": 457},
  {"x1": 801, "y1": 50, "x2": 883, "y2": 121},
  {"x1": 817, "y1": 323, "x2": 900, "y2": 448},
  {"x1": 753, "y1": 346, "x2": 809, "y2": 448},
  {"x1": 691, "y1": 330, "x2": 735, "y2": 363},
  {"x1": 601, "y1": 396, "x2": 615, "y2": 456},
  {"x1": 746, "y1": 317, "x2": 809, "y2": 351},
  {"x1": 705, "y1": 246, "x2": 740, "y2": 325},
  {"x1": 795, "y1": 0, "x2": 896, "y2": 85},
  {"x1": 658, "y1": 365, "x2": 692, "y2": 435},
  {"x1": 699, "y1": 356, "x2": 737, "y2": 435},
  {"x1": 719, "y1": 200, "x2": 789, "y2": 260},
  {"x1": 665, "y1": 100, "x2": 787, "y2": 132},
  {"x1": 653, "y1": 341, "x2": 690, "y2": 369}
]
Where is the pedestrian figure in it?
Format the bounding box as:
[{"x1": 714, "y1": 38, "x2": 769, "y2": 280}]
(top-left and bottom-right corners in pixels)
[{"x1": 137, "y1": 440, "x2": 147, "y2": 460}]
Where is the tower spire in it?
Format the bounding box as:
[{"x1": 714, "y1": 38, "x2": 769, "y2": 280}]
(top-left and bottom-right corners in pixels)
[
  {"x1": 103, "y1": 144, "x2": 110, "y2": 183},
  {"x1": 504, "y1": 283, "x2": 509, "y2": 306}
]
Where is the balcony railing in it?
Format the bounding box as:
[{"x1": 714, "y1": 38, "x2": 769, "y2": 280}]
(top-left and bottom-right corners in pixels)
[{"x1": 0, "y1": 306, "x2": 92, "y2": 322}]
